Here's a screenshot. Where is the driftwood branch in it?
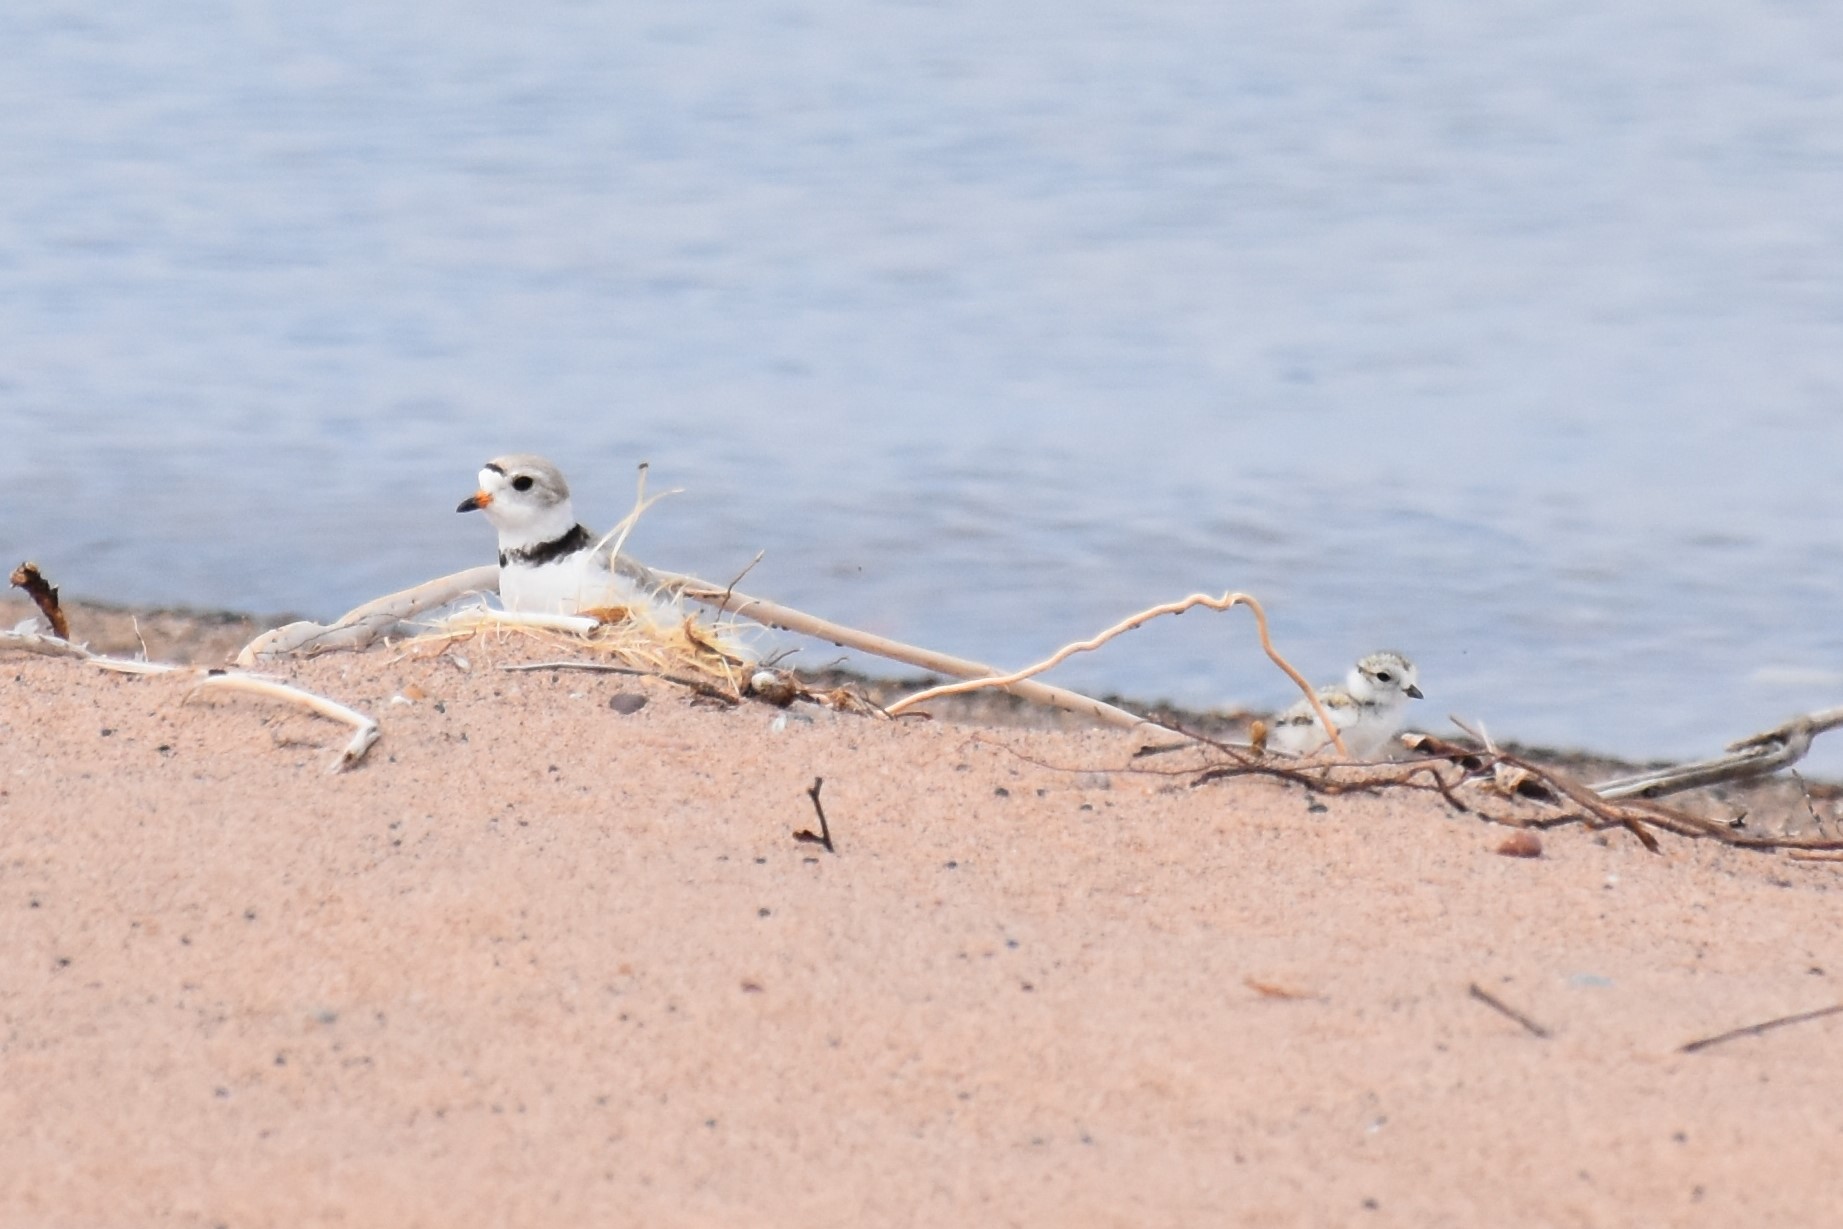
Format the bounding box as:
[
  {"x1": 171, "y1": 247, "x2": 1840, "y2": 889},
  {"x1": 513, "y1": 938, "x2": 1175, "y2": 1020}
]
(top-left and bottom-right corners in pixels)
[
  {"x1": 1593, "y1": 707, "x2": 1843, "y2": 799},
  {"x1": 0, "y1": 627, "x2": 96, "y2": 662},
  {"x1": 237, "y1": 565, "x2": 499, "y2": 664},
  {"x1": 650, "y1": 569, "x2": 1151, "y2": 731}
]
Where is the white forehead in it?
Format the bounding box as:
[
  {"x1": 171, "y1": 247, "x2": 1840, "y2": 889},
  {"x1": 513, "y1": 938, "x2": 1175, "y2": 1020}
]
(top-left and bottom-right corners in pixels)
[{"x1": 480, "y1": 454, "x2": 569, "y2": 497}]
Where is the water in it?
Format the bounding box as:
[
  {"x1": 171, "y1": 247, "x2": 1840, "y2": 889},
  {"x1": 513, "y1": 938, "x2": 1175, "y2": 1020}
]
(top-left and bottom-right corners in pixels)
[{"x1": 5, "y1": 1, "x2": 1843, "y2": 769}]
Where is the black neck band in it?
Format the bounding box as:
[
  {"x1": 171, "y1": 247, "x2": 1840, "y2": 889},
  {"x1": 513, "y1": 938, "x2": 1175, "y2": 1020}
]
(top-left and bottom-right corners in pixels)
[{"x1": 501, "y1": 523, "x2": 592, "y2": 569}]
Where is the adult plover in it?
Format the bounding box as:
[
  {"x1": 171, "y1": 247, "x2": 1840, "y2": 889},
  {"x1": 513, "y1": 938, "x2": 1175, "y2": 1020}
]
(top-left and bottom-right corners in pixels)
[
  {"x1": 457, "y1": 453, "x2": 652, "y2": 615},
  {"x1": 1264, "y1": 650, "x2": 1424, "y2": 759}
]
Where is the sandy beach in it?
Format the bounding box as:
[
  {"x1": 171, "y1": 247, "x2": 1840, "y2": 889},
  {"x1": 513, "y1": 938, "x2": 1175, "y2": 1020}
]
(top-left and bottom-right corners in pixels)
[{"x1": 3, "y1": 599, "x2": 1842, "y2": 1227}]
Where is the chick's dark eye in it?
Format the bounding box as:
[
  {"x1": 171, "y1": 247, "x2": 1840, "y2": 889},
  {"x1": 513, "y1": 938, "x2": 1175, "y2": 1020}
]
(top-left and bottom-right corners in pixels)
[
  {"x1": 512, "y1": 475, "x2": 534, "y2": 492},
  {"x1": 1375, "y1": 672, "x2": 1393, "y2": 683}
]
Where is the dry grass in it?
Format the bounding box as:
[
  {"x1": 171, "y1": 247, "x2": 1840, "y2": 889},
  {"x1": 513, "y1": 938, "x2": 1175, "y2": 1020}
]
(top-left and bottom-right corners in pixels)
[{"x1": 404, "y1": 603, "x2": 763, "y2": 701}]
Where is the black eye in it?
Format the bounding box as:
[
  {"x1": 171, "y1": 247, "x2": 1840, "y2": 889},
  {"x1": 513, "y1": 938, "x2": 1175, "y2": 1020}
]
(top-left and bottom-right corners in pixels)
[
  {"x1": 512, "y1": 475, "x2": 534, "y2": 492},
  {"x1": 1375, "y1": 671, "x2": 1393, "y2": 683}
]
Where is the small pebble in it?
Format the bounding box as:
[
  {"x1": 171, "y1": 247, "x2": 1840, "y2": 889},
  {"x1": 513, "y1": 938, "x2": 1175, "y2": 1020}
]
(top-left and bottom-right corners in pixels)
[{"x1": 1496, "y1": 831, "x2": 1543, "y2": 858}]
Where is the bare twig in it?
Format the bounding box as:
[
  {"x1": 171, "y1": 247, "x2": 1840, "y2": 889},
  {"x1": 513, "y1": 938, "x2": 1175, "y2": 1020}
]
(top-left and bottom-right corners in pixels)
[
  {"x1": 501, "y1": 656, "x2": 751, "y2": 704},
  {"x1": 1679, "y1": 1003, "x2": 1843, "y2": 1054},
  {"x1": 499, "y1": 661, "x2": 647, "y2": 676},
  {"x1": 1468, "y1": 983, "x2": 1551, "y2": 1039},
  {"x1": 9, "y1": 562, "x2": 71, "y2": 640},
  {"x1": 88, "y1": 656, "x2": 182, "y2": 676},
  {"x1": 882, "y1": 590, "x2": 1344, "y2": 754},
  {"x1": 718, "y1": 550, "x2": 766, "y2": 616},
  {"x1": 1186, "y1": 727, "x2": 1843, "y2": 852},
  {"x1": 793, "y1": 777, "x2": 836, "y2": 853},
  {"x1": 1514, "y1": 753, "x2": 1662, "y2": 852}
]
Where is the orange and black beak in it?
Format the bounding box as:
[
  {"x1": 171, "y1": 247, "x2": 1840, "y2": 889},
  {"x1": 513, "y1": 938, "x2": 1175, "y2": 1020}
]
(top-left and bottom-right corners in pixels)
[{"x1": 457, "y1": 490, "x2": 492, "y2": 513}]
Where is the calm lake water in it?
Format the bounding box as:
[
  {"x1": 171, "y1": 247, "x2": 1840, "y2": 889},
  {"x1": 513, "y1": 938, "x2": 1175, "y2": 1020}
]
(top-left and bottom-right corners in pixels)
[{"x1": 6, "y1": 2, "x2": 1843, "y2": 768}]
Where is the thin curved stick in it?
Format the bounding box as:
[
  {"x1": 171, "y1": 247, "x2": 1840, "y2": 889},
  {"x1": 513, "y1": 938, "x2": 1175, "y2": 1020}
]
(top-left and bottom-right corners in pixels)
[
  {"x1": 186, "y1": 673, "x2": 381, "y2": 772},
  {"x1": 2, "y1": 630, "x2": 381, "y2": 773},
  {"x1": 884, "y1": 591, "x2": 1348, "y2": 756}
]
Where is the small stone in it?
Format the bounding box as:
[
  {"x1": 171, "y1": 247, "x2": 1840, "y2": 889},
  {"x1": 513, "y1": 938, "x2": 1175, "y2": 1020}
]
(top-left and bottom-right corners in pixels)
[
  {"x1": 608, "y1": 693, "x2": 648, "y2": 715},
  {"x1": 1496, "y1": 831, "x2": 1543, "y2": 858}
]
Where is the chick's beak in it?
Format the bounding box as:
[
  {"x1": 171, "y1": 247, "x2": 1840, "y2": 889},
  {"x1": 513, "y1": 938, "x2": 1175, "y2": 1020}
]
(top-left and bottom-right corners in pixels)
[
  {"x1": 1406, "y1": 684, "x2": 1425, "y2": 699},
  {"x1": 457, "y1": 490, "x2": 492, "y2": 513}
]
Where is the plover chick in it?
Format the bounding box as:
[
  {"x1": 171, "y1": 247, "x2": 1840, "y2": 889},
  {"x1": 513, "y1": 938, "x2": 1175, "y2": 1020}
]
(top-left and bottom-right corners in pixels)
[
  {"x1": 1264, "y1": 650, "x2": 1424, "y2": 759},
  {"x1": 457, "y1": 453, "x2": 652, "y2": 615}
]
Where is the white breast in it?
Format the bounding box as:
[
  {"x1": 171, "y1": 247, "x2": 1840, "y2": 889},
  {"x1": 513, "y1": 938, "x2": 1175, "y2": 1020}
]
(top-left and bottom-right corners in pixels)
[{"x1": 499, "y1": 553, "x2": 643, "y2": 615}]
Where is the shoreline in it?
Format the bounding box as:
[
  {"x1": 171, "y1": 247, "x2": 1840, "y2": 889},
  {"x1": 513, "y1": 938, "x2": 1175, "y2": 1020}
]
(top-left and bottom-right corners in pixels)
[{"x1": 0, "y1": 591, "x2": 1720, "y2": 773}]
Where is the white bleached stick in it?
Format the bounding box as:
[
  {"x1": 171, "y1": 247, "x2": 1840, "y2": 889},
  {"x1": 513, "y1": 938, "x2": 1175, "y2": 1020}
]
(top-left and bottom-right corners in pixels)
[
  {"x1": 1593, "y1": 706, "x2": 1843, "y2": 799},
  {"x1": 1, "y1": 629, "x2": 182, "y2": 673},
  {"x1": 237, "y1": 564, "x2": 499, "y2": 664},
  {"x1": 0, "y1": 628, "x2": 101, "y2": 662},
  {"x1": 3, "y1": 630, "x2": 381, "y2": 772},
  {"x1": 185, "y1": 673, "x2": 381, "y2": 772}
]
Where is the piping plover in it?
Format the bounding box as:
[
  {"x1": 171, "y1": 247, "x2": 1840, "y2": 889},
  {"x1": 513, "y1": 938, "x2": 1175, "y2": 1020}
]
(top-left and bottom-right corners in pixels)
[
  {"x1": 457, "y1": 453, "x2": 653, "y2": 615},
  {"x1": 1264, "y1": 650, "x2": 1424, "y2": 759}
]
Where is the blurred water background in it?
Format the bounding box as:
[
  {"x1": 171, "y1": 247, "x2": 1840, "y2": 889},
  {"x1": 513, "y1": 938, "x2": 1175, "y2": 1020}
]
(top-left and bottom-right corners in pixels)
[{"x1": 5, "y1": 1, "x2": 1843, "y2": 768}]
